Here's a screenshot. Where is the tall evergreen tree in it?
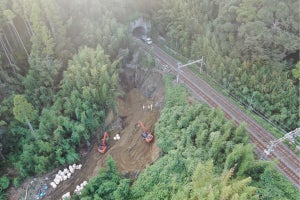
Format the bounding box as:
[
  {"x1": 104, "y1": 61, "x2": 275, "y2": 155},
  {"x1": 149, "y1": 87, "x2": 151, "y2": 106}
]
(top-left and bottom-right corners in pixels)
[{"x1": 13, "y1": 94, "x2": 35, "y2": 134}]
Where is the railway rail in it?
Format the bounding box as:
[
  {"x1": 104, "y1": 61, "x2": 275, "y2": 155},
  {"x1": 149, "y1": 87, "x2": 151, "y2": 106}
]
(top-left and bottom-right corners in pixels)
[{"x1": 138, "y1": 40, "x2": 300, "y2": 189}]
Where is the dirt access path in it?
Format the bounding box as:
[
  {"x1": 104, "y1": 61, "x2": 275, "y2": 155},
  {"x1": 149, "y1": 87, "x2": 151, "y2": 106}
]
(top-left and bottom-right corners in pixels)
[{"x1": 8, "y1": 86, "x2": 161, "y2": 200}]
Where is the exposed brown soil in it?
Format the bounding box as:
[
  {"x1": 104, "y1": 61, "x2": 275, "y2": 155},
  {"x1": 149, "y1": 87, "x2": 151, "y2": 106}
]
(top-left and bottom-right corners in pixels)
[{"x1": 8, "y1": 68, "x2": 164, "y2": 200}]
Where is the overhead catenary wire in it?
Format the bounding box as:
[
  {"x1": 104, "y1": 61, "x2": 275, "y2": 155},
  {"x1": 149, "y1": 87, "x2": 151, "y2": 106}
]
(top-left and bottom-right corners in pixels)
[{"x1": 167, "y1": 43, "x2": 295, "y2": 134}]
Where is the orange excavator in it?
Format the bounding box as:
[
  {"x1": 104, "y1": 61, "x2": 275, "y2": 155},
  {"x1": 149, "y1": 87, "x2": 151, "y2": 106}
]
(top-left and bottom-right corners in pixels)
[
  {"x1": 137, "y1": 121, "x2": 154, "y2": 143},
  {"x1": 98, "y1": 131, "x2": 109, "y2": 154}
]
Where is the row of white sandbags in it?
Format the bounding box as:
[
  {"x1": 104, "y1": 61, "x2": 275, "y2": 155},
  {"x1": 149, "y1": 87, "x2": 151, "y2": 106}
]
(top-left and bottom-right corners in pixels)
[
  {"x1": 50, "y1": 164, "x2": 82, "y2": 188},
  {"x1": 61, "y1": 192, "x2": 71, "y2": 200},
  {"x1": 74, "y1": 180, "x2": 88, "y2": 195},
  {"x1": 60, "y1": 180, "x2": 88, "y2": 200}
]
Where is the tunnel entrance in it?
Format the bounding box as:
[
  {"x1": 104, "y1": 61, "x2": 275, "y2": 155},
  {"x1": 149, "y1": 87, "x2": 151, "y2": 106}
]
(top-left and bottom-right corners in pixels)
[
  {"x1": 129, "y1": 17, "x2": 151, "y2": 37},
  {"x1": 132, "y1": 26, "x2": 146, "y2": 38}
]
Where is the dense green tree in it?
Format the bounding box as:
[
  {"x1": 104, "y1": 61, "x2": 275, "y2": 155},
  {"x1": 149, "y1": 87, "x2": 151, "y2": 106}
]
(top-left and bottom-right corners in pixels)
[
  {"x1": 164, "y1": 75, "x2": 188, "y2": 107},
  {"x1": 13, "y1": 95, "x2": 35, "y2": 134},
  {"x1": 292, "y1": 62, "x2": 300, "y2": 80},
  {"x1": 254, "y1": 166, "x2": 300, "y2": 200},
  {"x1": 23, "y1": 0, "x2": 62, "y2": 110},
  {"x1": 0, "y1": 176, "x2": 9, "y2": 192},
  {"x1": 173, "y1": 160, "x2": 258, "y2": 200},
  {"x1": 57, "y1": 46, "x2": 119, "y2": 135},
  {"x1": 130, "y1": 150, "x2": 187, "y2": 200},
  {"x1": 78, "y1": 156, "x2": 131, "y2": 200}
]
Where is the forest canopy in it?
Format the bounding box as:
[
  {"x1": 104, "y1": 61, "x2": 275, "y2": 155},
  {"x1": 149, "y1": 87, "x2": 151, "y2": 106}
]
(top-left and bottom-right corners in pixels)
[
  {"x1": 152, "y1": 0, "x2": 299, "y2": 131},
  {"x1": 0, "y1": 1, "x2": 129, "y2": 198},
  {"x1": 0, "y1": 0, "x2": 299, "y2": 199}
]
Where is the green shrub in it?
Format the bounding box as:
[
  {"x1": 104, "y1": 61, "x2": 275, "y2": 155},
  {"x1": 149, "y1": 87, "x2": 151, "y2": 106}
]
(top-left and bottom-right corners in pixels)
[
  {"x1": 13, "y1": 177, "x2": 21, "y2": 188},
  {"x1": 0, "y1": 176, "x2": 9, "y2": 192}
]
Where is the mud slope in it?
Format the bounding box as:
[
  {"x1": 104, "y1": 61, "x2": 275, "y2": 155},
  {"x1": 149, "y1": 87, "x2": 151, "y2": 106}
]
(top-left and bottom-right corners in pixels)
[
  {"x1": 108, "y1": 89, "x2": 160, "y2": 174},
  {"x1": 44, "y1": 89, "x2": 160, "y2": 200}
]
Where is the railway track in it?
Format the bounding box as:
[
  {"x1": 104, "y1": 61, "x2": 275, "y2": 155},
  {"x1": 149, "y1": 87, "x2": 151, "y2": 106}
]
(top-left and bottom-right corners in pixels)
[
  {"x1": 180, "y1": 69, "x2": 300, "y2": 187},
  {"x1": 138, "y1": 40, "x2": 300, "y2": 189}
]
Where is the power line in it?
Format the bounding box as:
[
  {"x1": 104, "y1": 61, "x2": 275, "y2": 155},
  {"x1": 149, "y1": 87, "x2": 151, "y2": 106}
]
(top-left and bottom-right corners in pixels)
[
  {"x1": 203, "y1": 71, "x2": 293, "y2": 133},
  {"x1": 176, "y1": 57, "x2": 205, "y2": 83},
  {"x1": 264, "y1": 127, "x2": 300, "y2": 156},
  {"x1": 162, "y1": 44, "x2": 298, "y2": 133}
]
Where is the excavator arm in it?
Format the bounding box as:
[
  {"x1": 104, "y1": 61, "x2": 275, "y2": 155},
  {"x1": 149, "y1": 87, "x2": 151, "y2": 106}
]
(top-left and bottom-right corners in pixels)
[
  {"x1": 98, "y1": 132, "x2": 109, "y2": 154},
  {"x1": 103, "y1": 131, "x2": 108, "y2": 142},
  {"x1": 137, "y1": 121, "x2": 147, "y2": 133}
]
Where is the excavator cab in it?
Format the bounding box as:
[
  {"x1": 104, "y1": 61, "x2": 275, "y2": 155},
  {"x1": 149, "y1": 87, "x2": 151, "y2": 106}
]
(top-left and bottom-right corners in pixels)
[
  {"x1": 137, "y1": 121, "x2": 154, "y2": 143},
  {"x1": 98, "y1": 132, "x2": 109, "y2": 154},
  {"x1": 142, "y1": 131, "x2": 153, "y2": 143}
]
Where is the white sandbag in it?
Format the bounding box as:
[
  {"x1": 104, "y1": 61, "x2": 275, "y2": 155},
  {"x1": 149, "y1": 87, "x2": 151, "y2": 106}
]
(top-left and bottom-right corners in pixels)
[
  {"x1": 55, "y1": 174, "x2": 61, "y2": 180},
  {"x1": 63, "y1": 168, "x2": 69, "y2": 174},
  {"x1": 50, "y1": 182, "x2": 57, "y2": 189},
  {"x1": 69, "y1": 165, "x2": 74, "y2": 173},
  {"x1": 54, "y1": 178, "x2": 60, "y2": 185},
  {"x1": 82, "y1": 181, "x2": 88, "y2": 186},
  {"x1": 62, "y1": 175, "x2": 67, "y2": 181},
  {"x1": 75, "y1": 164, "x2": 82, "y2": 170}
]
